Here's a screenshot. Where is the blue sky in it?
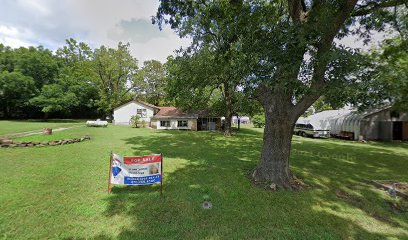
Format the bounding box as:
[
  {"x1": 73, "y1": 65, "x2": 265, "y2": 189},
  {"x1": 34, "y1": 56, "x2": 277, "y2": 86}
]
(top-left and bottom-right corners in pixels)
[{"x1": 0, "y1": 0, "x2": 190, "y2": 63}]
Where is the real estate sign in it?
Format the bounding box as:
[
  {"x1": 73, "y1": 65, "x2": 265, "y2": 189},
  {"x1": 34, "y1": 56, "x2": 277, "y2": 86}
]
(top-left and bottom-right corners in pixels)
[{"x1": 108, "y1": 153, "x2": 163, "y2": 192}]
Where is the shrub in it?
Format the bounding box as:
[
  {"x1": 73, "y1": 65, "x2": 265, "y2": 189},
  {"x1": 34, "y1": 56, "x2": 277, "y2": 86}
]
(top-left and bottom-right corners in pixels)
[
  {"x1": 130, "y1": 115, "x2": 141, "y2": 128},
  {"x1": 252, "y1": 114, "x2": 265, "y2": 128}
]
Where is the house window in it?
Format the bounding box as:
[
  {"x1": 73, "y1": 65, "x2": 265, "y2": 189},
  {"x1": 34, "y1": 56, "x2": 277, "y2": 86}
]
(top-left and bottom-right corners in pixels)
[
  {"x1": 160, "y1": 121, "x2": 170, "y2": 127},
  {"x1": 137, "y1": 109, "x2": 147, "y2": 117},
  {"x1": 390, "y1": 111, "x2": 400, "y2": 119},
  {"x1": 178, "y1": 120, "x2": 188, "y2": 127}
]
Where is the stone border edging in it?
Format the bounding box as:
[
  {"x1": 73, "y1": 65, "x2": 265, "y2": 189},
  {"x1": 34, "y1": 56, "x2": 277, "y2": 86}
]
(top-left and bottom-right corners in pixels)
[{"x1": 0, "y1": 135, "x2": 91, "y2": 148}]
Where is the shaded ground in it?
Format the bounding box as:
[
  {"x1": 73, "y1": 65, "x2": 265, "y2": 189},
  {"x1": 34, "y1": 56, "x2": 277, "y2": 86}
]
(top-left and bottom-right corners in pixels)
[{"x1": 0, "y1": 123, "x2": 407, "y2": 239}]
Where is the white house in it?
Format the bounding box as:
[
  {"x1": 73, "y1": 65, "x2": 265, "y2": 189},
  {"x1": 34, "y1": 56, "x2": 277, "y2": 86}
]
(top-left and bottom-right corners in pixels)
[
  {"x1": 150, "y1": 107, "x2": 198, "y2": 130},
  {"x1": 113, "y1": 100, "x2": 221, "y2": 131},
  {"x1": 113, "y1": 100, "x2": 159, "y2": 125}
]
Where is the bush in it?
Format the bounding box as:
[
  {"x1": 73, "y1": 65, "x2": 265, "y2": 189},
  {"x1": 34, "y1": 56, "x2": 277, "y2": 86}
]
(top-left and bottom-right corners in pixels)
[
  {"x1": 141, "y1": 120, "x2": 147, "y2": 128},
  {"x1": 130, "y1": 115, "x2": 141, "y2": 128},
  {"x1": 252, "y1": 114, "x2": 265, "y2": 128}
]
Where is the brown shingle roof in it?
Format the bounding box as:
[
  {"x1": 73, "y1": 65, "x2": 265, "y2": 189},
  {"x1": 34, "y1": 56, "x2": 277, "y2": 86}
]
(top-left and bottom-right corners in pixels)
[{"x1": 153, "y1": 107, "x2": 198, "y2": 119}]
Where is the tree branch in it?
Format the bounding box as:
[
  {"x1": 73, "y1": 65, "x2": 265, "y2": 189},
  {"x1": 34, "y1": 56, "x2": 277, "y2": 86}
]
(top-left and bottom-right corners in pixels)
[
  {"x1": 293, "y1": 0, "x2": 358, "y2": 118},
  {"x1": 352, "y1": 0, "x2": 405, "y2": 16},
  {"x1": 287, "y1": 0, "x2": 308, "y2": 22}
]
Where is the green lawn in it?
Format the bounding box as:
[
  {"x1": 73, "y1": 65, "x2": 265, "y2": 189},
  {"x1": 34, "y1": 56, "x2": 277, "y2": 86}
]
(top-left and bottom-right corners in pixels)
[
  {"x1": 0, "y1": 121, "x2": 407, "y2": 239},
  {"x1": 13, "y1": 126, "x2": 89, "y2": 142},
  {"x1": 0, "y1": 119, "x2": 84, "y2": 137}
]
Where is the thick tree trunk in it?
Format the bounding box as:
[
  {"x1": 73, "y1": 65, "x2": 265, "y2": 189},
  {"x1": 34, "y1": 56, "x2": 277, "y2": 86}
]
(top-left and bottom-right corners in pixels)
[
  {"x1": 224, "y1": 110, "x2": 233, "y2": 136},
  {"x1": 251, "y1": 105, "x2": 296, "y2": 189},
  {"x1": 223, "y1": 81, "x2": 233, "y2": 136}
]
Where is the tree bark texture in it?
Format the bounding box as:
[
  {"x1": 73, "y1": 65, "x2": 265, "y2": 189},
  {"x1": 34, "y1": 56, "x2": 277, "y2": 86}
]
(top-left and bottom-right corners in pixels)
[
  {"x1": 252, "y1": 95, "x2": 296, "y2": 189},
  {"x1": 223, "y1": 81, "x2": 233, "y2": 136}
]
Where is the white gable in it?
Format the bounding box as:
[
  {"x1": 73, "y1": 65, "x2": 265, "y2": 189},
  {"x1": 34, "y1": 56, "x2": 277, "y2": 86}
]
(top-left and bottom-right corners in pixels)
[{"x1": 113, "y1": 101, "x2": 155, "y2": 125}]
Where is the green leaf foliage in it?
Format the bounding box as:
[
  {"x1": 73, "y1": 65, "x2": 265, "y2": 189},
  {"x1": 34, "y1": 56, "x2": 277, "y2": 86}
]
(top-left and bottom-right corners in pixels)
[
  {"x1": 30, "y1": 83, "x2": 79, "y2": 114},
  {"x1": 0, "y1": 71, "x2": 37, "y2": 118},
  {"x1": 93, "y1": 42, "x2": 138, "y2": 116},
  {"x1": 134, "y1": 60, "x2": 168, "y2": 106}
]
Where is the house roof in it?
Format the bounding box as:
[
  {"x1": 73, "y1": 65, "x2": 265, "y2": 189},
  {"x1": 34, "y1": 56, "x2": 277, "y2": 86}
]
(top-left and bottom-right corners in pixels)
[
  {"x1": 152, "y1": 107, "x2": 198, "y2": 119},
  {"x1": 114, "y1": 100, "x2": 160, "y2": 111},
  {"x1": 195, "y1": 109, "x2": 222, "y2": 118}
]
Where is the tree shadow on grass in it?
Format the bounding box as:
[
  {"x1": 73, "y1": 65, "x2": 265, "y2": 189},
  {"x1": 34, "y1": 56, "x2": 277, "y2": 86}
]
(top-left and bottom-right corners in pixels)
[{"x1": 94, "y1": 129, "x2": 408, "y2": 239}]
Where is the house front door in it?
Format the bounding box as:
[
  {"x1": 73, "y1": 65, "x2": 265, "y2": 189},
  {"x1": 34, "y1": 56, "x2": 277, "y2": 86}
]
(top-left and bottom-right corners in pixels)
[
  {"x1": 403, "y1": 122, "x2": 408, "y2": 141},
  {"x1": 393, "y1": 122, "x2": 403, "y2": 140}
]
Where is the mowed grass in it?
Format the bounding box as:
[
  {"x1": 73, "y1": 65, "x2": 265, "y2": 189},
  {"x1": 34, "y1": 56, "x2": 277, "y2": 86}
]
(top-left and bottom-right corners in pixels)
[
  {"x1": 0, "y1": 119, "x2": 84, "y2": 137},
  {"x1": 0, "y1": 121, "x2": 407, "y2": 239},
  {"x1": 14, "y1": 126, "x2": 89, "y2": 142}
]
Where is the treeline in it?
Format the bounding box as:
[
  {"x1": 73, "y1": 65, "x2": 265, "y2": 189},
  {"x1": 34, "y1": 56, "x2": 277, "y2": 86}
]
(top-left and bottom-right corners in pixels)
[{"x1": 0, "y1": 38, "x2": 167, "y2": 119}]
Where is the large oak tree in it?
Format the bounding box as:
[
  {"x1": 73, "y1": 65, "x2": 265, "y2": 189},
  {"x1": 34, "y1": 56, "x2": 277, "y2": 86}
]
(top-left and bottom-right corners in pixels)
[{"x1": 155, "y1": 0, "x2": 407, "y2": 188}]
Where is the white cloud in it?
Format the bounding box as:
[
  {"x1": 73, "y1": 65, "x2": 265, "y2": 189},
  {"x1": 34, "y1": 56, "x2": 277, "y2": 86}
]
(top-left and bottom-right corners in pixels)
[
  {"x1": 0, "y1": 0, "x2": 189, "y2": 63},
  {"x1": 16, "y1": 0, "x2": 52, "y2": 17},
  {"x1": 0, "y1": 24, "x2": 36, "y2": 48},
  {"x1": 108, "y1": 18, "x2": 169, "y2": 44},
  {"x1": 0, "y1": 0, "x2": 390, "y2": 63}
]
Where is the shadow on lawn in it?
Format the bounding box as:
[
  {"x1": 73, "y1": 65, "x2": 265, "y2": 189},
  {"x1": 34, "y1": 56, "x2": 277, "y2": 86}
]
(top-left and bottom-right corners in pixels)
[{"x1": 94, "y1": 129, "x2": 407, "y2": 239}]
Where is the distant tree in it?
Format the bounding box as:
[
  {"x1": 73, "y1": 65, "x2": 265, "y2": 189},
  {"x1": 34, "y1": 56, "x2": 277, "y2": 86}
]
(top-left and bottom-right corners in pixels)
[
  {"x1": 56, "y1": 38, "x2": 93, "y2": 64},
  {"x1": 0, "y1": 71, "x2": 37, "y2": 118},
  {"x1": 353, "y1": 40, "x2": 408, "y2": 111},
  {"x1": 134, "y1": 60, "x2": 167, "y2": 106},
  {"x1": 56, "y1": 39, "x2": 99, "y2": 117},
  {"x1": 93, "y1": 42, "x2": 138, "y2": 117},
  {"x1": 302, "y1": 97, "x2": 334, "y2": 117},
  {"x1": 165, "y1": 47, "x2": 241, "y2": 136},
  {"x1": 0, "y1": 45, "x2": 16, "y2": 73},
  {"x1": 30, "y1": 83, "x2": 79, "y2": 119},
  {"x1": 14, "y1": 46, "x2": 59, "y2": 89}
]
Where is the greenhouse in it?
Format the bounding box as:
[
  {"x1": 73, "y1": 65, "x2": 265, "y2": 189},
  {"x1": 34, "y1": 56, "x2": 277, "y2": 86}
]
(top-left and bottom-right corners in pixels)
[
  {"x1": 297, "y1": 109, "x2": 351, "y2": 131},
  {"x1": 297, "y1": 106, "x2": 408, "y2": 141},
  {"x1": 328, "y1": 106, "x2": 408, "y2": 141}
]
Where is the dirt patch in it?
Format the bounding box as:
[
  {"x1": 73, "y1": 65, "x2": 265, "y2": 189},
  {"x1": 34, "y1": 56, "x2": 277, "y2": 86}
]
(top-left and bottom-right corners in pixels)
[
  {"x1": 289, "y1": 177, "x2": 309, "y2": 190},
  {"x1": 381, "y1": 181, "x2": 408, "y2": 194},
  {"x1": 370, "y1": 180, "x2": 408, "y2": 200},
  {"x1": 246, "y1": 170, "x2": 309, "y2": 191}
]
